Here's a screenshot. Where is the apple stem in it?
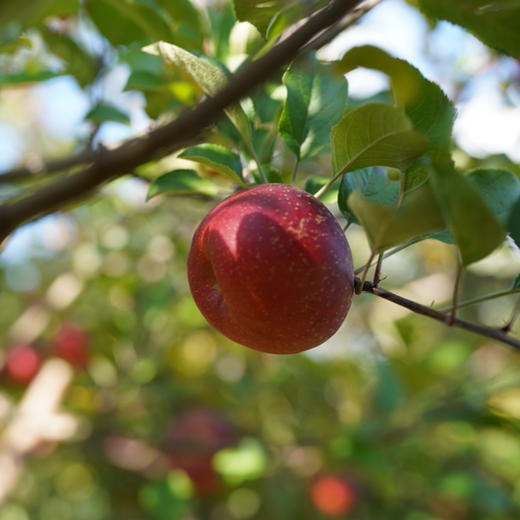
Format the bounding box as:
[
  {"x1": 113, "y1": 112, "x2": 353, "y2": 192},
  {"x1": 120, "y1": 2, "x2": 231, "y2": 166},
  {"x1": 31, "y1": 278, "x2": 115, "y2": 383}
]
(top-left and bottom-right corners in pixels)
[
  {"x1": 355, "y1": 277, "x2": 520, "y2": 351},
  {"x1": 356, "y1": 250, "x2": 376, "y2": 295}
]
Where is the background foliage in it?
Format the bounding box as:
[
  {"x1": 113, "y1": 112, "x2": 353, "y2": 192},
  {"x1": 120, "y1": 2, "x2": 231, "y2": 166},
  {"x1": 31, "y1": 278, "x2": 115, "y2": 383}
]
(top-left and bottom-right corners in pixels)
[{"x1": 1, "y1": 0, "x2": 520, "y2": 518}]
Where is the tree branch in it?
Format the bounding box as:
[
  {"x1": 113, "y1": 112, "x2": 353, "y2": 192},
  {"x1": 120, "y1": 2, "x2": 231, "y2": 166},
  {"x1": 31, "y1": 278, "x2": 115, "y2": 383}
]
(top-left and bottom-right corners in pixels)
[
  {"x1": 356, "y1": 278, "x2": 520, "y2": 351},
  {"x1": 0, "y1": 150, "x2": 95, "y2": 184},
  {"x1": 0, "y1": 0, "x2": 370, "y2": 245}
]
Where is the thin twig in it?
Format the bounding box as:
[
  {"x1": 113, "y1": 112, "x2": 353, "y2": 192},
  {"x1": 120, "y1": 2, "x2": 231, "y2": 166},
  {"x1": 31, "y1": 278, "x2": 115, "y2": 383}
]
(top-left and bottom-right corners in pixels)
[
  {"x1": 439, "y1": 288, "x2": 520, "y2": 313},
  {"x1": 503, "y1": 297, "x2": 520, "y2": 333},
  {"x1": 356, "y1": 278, "x2": 520, "y2": 351},
  {"x1": 303, "y1": 0, "x2": 384, "y2": 52},
  {"x1": 0, "y1": 151, "x2": 94, "y2": 184},
  {"x1": 0, "y1": 0, "x2": 368, "y2": 245},
  {"x1": 354, "y1": 237, "x2": 423, "y2": 275},
  {"x1": 449, "y1": 261, "x2": 463, "y2": 326}
]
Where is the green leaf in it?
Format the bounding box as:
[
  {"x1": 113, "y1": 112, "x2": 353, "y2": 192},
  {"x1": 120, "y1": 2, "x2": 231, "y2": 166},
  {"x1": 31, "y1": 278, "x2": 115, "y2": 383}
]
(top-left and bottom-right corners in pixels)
[
  {"x1": 86, "y1": 103, "x2": 131, "y2": 125},
  {"x1": 40, "y1": 28, "x2": 96, "y2": 88},
  {"x1": 179, "y1": 144, "x2": 246, "y2": 186},
  {"x1": 511, "y1": 274, "x2": 520, "y2": 291},
  {"x1": 147, "y1": 170, "x2": 220, "y2": 200},
  {"x1": 279, "y1": 53, "x2": 348, "y2": 161},
  {"x1": 348, "y1": 182, "x2": 445, "y2": 252},
  {"x1": 419, "y1": 0, "x2": 520, "y2": 57},
  {"x1": 0, "y1": 0, "x2": 79, "y2": 29},
  {"x1": 338, "y1": 168, "x2": 400, "y2": 223},
  {"x1": 430, "y1": 166, "x2": 506, "y2": 265},
  {"x1": 305, "y1": 176, "x2": 340, "y2": 204},
  {"x1": 0, "y1": 70, "x2": 61, "y2": 86},
  {"x1": 88, "y1": 0, "x2": 176, "y2": 46},
  {"x1": 336, "y1": 46, "x2": 456, "y2": 162},
  {"x1": 507, "y1": 197, "x2": 520, "y2": 249},
  {"x1": 467, "y1": 169, "x2": 520, "y2": 224},
  {"x1": 232, "y1": 0, "x2": 327, "y2": 37},
  {"x1": 143, "y1": 41, "x2": 252, "y2": 142},
  {"x1": 331, "y1": 103, "x2": 429, "y2": 174}
]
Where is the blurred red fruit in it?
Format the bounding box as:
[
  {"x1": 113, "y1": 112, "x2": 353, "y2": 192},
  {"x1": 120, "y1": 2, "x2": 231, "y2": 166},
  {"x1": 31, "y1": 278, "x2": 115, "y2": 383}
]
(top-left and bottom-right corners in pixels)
[
  {"x1": 310, "y1": 475, "x2": 356, "y2": 517},
  {"x1": 5, "y1": 345, "x2": 41, "y2": 384},
  {"x1": 165, "y1": 409, "x2": 236, "y2": 495},
  {"x1": 53, "y1": 324, "x2": 89, "y2": 369}
]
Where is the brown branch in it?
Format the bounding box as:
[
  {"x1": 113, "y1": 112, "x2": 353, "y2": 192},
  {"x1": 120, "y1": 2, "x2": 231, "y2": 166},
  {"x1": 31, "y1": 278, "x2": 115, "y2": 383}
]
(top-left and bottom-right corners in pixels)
[
  {"x1": 0, "y1": 150, "x2": 95, "y2": 184},
  {"x1": 0, "y1": 0, "x2": 371, "y2": 245},
  {"x1": 356, "y1": 278, "x2": 520, "y2": 351}
]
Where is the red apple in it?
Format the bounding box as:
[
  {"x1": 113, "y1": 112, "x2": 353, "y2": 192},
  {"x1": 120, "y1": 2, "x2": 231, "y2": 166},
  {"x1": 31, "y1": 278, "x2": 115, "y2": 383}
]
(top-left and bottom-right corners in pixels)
[
  {"x1": 52, "y1": 323, "x2": 89, "y2": 369},
  {"x1": 187, "y1": 184, "x2": 354, "y2": 354},
  {"x1": 165, "y1": 409, "x2": 236, "y2": 496},
  {"x1": 310, "y1": 475, "x2": 356, "y2": 517},
  {"x1": 5, "y1": 345, "x2": 41, "y2": 384}
]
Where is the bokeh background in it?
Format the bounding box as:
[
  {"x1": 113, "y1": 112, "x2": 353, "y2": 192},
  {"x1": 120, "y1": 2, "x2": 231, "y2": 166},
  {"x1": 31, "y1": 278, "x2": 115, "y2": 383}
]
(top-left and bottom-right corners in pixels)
[{"x1": 2, "y1": 1, "x2": 520, "y2": 519}]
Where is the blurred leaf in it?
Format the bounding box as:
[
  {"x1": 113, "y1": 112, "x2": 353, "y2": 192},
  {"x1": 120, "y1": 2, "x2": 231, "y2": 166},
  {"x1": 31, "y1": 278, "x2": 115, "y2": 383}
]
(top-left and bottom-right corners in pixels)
[
  {"x1": 331, "y1": 103, "x2": 429, "y2": 174},
  {"x1": 512, "y1": 274, "x2": 520, "y2": 290},
  {"x1": 86, "y1": 103, "x2": 131, "y2": 125},
  {"x1": 467, "y1": 168, "x2": 520, "y2": 224},
  {"x1": 419, "y1": 0, "x2": 520, "y2": 57},
  {"x1": 0, "y1": 0, "x2": 79, "y2": 29},
  {"x1": 40, "y1": 28, "x2": 97, "y2": 87},
  {"x1": 147, "y1": 169, "x2": 219, "y2": 200},
  {"x1": 336, "y1": 46, "x2": 456, "y2": 162},
  {"x1": 279, "y1": 53, "x2": 348, "y2": 160},
  {"x1": 179, "y1": 144, "x2": 246, "y2": 186},
  {"x1": 214, "y1": 438, "x2": 267, "y2": 485},
  {"x1": 88, "y1": 0, "x2": 175, "y2": 46},
  {"x1": 0, "y1": 70, "x2": 60, "y2": 86},
  {"x1": 348, "y1": 182, "x2": 444, "y2": 251},
  {"x1": 338, "y1": 167, "x2": 400, "y2": 223},
  {"x1": 232, "y1": 0, "x2": 328, "y2": 37},
  {"x1": 430, "y1": 165, "x2": 506, "y2": 265},
  {"x1": 144, "y1": 41, "x2": 252, "y2": 142}
]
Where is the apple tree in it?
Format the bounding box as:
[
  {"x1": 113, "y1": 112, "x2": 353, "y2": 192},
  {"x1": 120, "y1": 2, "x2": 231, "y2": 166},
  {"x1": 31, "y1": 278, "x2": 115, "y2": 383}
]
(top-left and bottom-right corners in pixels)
[{"x1": 1, "y1": 0, "x2": 520, "y2": 518}]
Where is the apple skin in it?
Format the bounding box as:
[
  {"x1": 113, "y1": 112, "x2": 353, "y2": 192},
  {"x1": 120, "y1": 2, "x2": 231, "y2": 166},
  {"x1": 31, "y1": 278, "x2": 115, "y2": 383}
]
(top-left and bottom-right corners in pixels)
[
  {"x1": 187, "y1": 184, "x2": 354, "y2": 354},
  {"x1": 310, "y1": 475, "x2": 356, "y2": 517},
  {"x1": 52, "y1": 323, "x2": 89, "y2": 369},
  {"x1": 5, "y1": 345, "x2": 42, "y2": 384}
]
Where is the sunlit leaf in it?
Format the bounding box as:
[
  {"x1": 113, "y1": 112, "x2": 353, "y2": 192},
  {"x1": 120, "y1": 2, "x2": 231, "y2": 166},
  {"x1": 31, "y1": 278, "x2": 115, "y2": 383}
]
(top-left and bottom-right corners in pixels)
[
  {"x1": 331, "y1": 103, "x2": 429, "y2": 174},
  {"x1": 143, "y1": 41, "x2": 252, "y2": 142},
  {"x1": 179, "y1": 144, "x2": 246, "y2": 186},
  {"x1": 336, "y1": 46, "x2": 455, "y2": 163},
  {"x1": 279, "y1": 53, "x2": 348, "y2": 160}
]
